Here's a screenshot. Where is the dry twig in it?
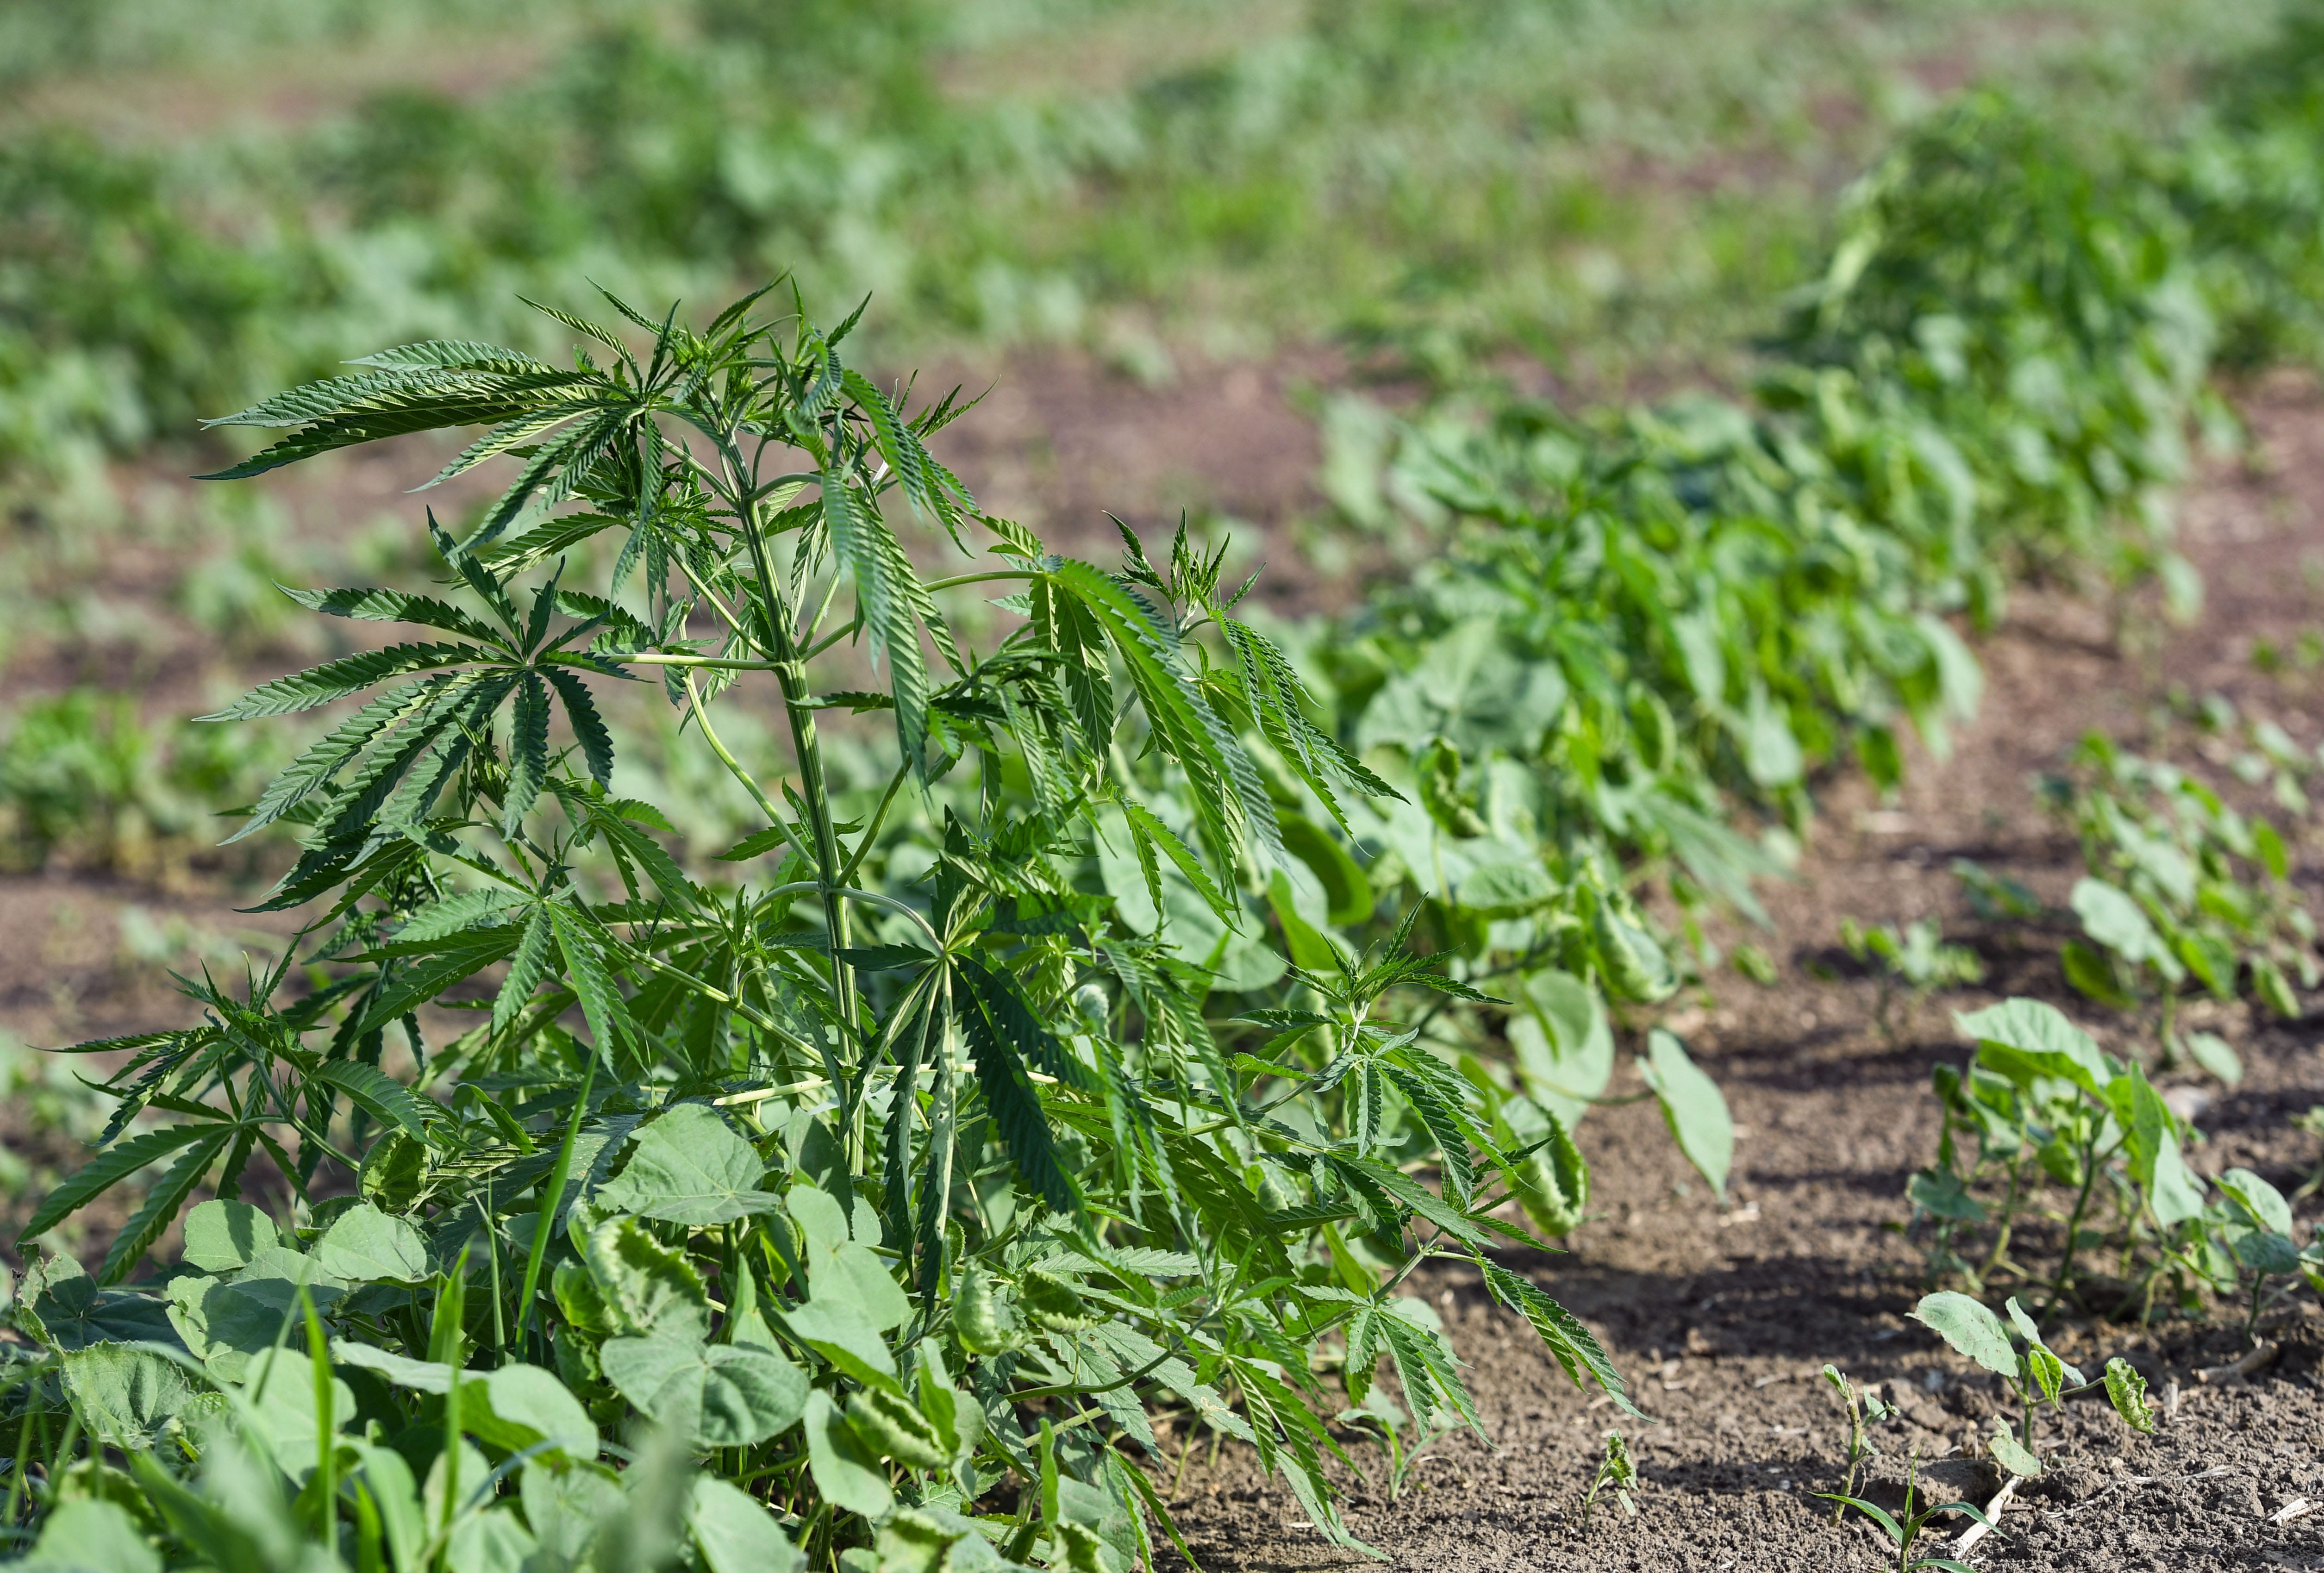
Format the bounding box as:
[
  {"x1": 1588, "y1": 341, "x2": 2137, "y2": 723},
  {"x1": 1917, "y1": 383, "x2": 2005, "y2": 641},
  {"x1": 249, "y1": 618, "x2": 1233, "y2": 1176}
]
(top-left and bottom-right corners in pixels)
[
  {"x1": 1952, "y1": 1474, "x2": 2018, "y2": 1556},
  {"x1": 2194, "y1": 1340, "x2": 2279, "y2": 1386}
]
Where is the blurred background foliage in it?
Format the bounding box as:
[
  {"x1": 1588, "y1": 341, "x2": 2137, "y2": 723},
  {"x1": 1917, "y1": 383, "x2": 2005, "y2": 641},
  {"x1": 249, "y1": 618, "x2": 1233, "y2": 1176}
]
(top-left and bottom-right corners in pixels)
[
  {"x1": 0, "y1": 0, "x2": 2285, "y2": 496},
  {"x1": 0, "y1": 0, "x2": 2316, "y2": 1007}
]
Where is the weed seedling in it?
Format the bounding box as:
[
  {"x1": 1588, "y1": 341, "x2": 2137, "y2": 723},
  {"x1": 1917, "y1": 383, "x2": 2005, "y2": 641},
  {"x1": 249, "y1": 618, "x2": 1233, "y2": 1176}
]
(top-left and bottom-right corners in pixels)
[
  {"x1": 2045, "y1": 731, "x2": 2317, "y2": 1036},
  {"x1": 1818, "y1": 1445, "x2": 1998, "y2": 1573},
  {"x1": 1822, "y1": 1364, "x2": 1895, "y2": 1520},
  {"x1": 2291, "y1": 1106, "x2": 2324, "y2": 1202},
  {"x1": 1912, "y1": 1292, "x2": 2155, "y2": 1477},
  {"x1": 1951, "y1": 858, "x2": 2043, "y2": 923},
  {"x1": 1581, "y1": 1429, "x2": 1637, "y2": 1524},
  {"x1": 2164, "y1": 1165, "x2": 2316, "y2": 1343},
  {"x1": 1915, "y1": 999, "x2": 2209, "y2": 1310},
  {"x1": 1841, "y1": 916, "x2": 1983, "y2": 1041}
]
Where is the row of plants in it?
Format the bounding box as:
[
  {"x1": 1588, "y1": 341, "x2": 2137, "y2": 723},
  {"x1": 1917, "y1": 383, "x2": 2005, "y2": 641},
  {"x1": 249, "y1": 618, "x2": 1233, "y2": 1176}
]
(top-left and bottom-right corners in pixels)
[
  {"x1": 1294, "y1": 81, "x2": 2276, "y2": 1035},
  {"x1": 12, "y1": 10, "x2": 2324, "y2": 1573},
  {"x1": 1306, "y1": 0, "x2": 2324, "y2": 1024}
]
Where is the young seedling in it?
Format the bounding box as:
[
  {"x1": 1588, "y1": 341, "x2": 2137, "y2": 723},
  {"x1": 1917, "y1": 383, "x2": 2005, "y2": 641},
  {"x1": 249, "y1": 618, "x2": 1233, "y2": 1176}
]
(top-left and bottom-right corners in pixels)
[
  {"x1": 1928, "y1": 999, "x2": 2209, "y2": 1312},
  {"x1": 2171, "y1": 1166, "x2": 2312, "y2": 1344},
  {"x1": 1581, "y1": 1429, "x2": 1637, "y2": 1525},
  {"x1": 1841, "y1": 916, "x2": 1983, "y2": 1042},
  {"x1": 1337, "y1": 1388, "x2": 1458, "y2": 1502},
  {"x1": 1911, "y1": 1291, "x2": 2156, "y2": 1479},
  {"x1": 1951, "y1": 859, "x2": 2042, "y2": 924},
  {"x1": 1822, "y1": 1364, "x2": 1895, "y2": 1521},
  {"x1": 1731, "y1": 942, "x2": 1780, "y2": 986},
  {"x1": 2047, "y1": 732, "x2": 2318, "y2": 1037},
  {"x1": 1817, "y1": 1445, "x2": 1998, "y2": 1573},
  {"x1": 2292, "y1": 1105, "x2": 2324, "y2": 1202}
]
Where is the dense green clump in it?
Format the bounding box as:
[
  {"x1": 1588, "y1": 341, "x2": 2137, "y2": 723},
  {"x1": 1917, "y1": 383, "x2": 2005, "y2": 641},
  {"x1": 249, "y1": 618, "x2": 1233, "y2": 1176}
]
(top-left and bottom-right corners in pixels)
[{"x1": 1, "y1": 287, "x2": 1643, "y2": 1570}]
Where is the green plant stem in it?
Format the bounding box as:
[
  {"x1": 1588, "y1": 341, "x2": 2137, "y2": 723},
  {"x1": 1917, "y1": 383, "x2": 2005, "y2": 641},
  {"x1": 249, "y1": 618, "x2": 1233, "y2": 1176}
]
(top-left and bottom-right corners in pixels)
[
  {"x1": 3, "y1": 1374, "x2": 39, "y2": 1529},
  {"x1": 303, "y1": 1287, "x2": 337, "y2": 1540},
  {"x1": 482, "y1": 1184, "x2": 506, "y2": 1356},
  {"x1": 799, "y1": 609, "x2": 861, "y2": 663},
  {"x1": 621, "y1": 653, "x2": 782, "y2": 671},
  {"x1": 726, "y1": 450, "x2": 863, "y2": 1149},
  {"x1": 761, "y1": 882, "x2": 943, "y2": 953},
  {"x1": 42, "y1": 1416, "x2": 77, "y2": 1509},
  {"x1": 515, "y1": 1060, "x2": 595, "y2": 1357},
  {"x1": 682, "y1": 672, "x2": 806, "y2": 866},
  {"x1": 2042, "y1": 1158, "x2": 2104, "y2": 1318},
  {"x1": 923, "y1": 569, "x2": 1038, "y2": 594},
  {"x1": 838, "y1": 760, "x2": 912, "y2": 886},
  {"x1": 1841, "y1": 1393, "x2": 1868, "y2": 1523},
  {"x1": 1980, "y1": 1154, "x2": 2027, "y2": 1282}
]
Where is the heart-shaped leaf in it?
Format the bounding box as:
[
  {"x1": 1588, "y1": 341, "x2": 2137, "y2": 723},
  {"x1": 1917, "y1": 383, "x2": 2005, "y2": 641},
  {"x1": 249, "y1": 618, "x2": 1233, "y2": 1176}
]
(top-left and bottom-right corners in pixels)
[
  {"x1": 314, "y1": 1202, "x2": 430, "y2": 1284},
  {"x1": 598, "y1": 1105, "x2": 780, "y2": 1226}
]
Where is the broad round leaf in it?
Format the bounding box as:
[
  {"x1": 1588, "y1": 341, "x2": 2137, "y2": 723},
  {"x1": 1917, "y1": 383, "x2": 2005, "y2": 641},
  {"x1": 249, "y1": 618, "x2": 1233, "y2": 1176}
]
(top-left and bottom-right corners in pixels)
[
  {"x1": 2180, "y1": 1030, "x2": 2243, "y2": 1087},
  {"x1": 690, "y1": 1477, "x2": 805, "y2": 1573},
  {"x1": 314, "y1": 1202, "x2": 430, "y2": 1284},
  {"x1": 469, "y1": 1363, "x2": 599, "y2": 1461},
  {"x1": 598, "y1": 1105, "x2": 780, "y2": 1226},
  {"x1": 782, "y1": 1298, "x2": 901, "y2": 1392},
  {"x1": 2071, "y1": 878, "x2": 2175, "y2": 974},
  {"x1": 1988, "y1": 1426, "x2": 2041, "y2": 1477},
  {"x1": 27, "y1": 1499, "x2": 161, "y2": 1573},
  {"x1": 1956, "y1": 998, "x2": 2112, "y2": 1093},
  {"x1": 2218, "y1": 1167, "x2": 2294, "y2": 1238},
  {"x1": 803, "y1": 1388, "x2": 894, "y2": 1518},
  {"x1": 2234, "y1": 1230, "x2": 2302, "y2": 1278},
  {"x1": 181, "y1": 1199, "x2": 271, "y2": 1273},
  {"x1": 1640, "y1": 1030, "x2": 1731, "y2": 1200},
  {"x1": 237, "y1": 1347, "x2": 357, "y2": 1470},
  {"x1": 59, "y1": 1343, "x2": 200, "y2": 1450},
  {"x1": 600, "y1": 1334, "x2": 808, "y2": 1448},
  {"x1": 1912, "y1": 1292, "x2": 2018, "y2": 1379}
]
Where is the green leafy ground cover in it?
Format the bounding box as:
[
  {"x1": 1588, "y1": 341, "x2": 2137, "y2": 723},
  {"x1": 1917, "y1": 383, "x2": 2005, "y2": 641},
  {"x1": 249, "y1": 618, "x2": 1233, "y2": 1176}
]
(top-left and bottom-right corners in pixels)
[{"x1": 6, "y1": 3, "x2": 2324, "y2": 1571}]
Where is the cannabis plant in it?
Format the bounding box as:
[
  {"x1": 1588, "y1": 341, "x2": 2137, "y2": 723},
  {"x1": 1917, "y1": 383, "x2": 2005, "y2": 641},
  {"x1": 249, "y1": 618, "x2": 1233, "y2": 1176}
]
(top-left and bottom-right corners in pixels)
[{"x1": 8, "y1": 288, "x2": 1634, "y2": 1568}]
